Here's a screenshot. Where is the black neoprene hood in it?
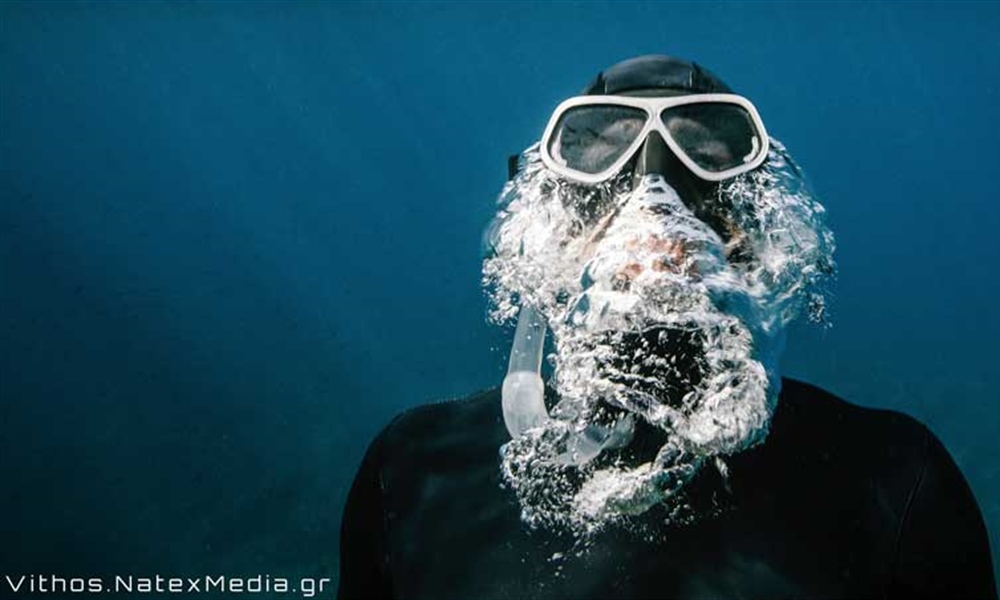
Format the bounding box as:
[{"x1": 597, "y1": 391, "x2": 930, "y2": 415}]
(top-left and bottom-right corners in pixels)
[{"x1": 583, "y1": 55, "x2": 733, "y2": 95}]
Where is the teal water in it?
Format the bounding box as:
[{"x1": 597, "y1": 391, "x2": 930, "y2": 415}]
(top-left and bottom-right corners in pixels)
[{"x1": 1, "y1": 1, "x2": 998, "y2": 592}]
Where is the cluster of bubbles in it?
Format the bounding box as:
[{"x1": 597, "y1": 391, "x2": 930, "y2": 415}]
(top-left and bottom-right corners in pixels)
[{"x1": 482, "y1": 139, "x2": 835, "y2": 536}]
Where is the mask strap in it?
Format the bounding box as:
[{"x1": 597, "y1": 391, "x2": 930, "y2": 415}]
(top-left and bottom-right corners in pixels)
[{"x1": 507, "y1": 154, "x2": 520, "y2": 181}]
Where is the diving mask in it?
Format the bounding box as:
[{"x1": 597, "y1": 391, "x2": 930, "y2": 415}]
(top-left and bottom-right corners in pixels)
[{"x1": 540, "y1": 94, "x2": 769, "y2": 185}]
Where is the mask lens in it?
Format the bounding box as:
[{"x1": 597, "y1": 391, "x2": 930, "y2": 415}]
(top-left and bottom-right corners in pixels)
[
  {"x1": 548, "y1": 105, "x2": 648, "y2": 175},
  {"x1": 661, "y1": 103, "x2": 764, "y2": 173}
]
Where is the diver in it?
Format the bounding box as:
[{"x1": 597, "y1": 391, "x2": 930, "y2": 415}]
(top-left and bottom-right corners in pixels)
[{"x1": 338, "y1": 55, "x2": 996, "y2": 599}]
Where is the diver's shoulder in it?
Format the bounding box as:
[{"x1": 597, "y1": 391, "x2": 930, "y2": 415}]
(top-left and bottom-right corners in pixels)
[
  {"x1": 383, "y1": 386, "x2": 503, "y2": 431},
  {"x1": 375, "y1": 387, "x2": 507, "y2": 455},
  {"x1": 777, "y1": 377, "x2": 931, "y2": 448}
]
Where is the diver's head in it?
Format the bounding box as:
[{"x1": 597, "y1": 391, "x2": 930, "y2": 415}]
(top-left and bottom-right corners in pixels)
[
  {"x1": 537, "y1": 55, "x2": 769, "y2": 215},
  {"x1": 486, "y1": 54, "x2": 835, "y2": 536}
]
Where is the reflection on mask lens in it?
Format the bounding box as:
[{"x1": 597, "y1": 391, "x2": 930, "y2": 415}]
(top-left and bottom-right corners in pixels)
[
  {"x1": 662, "y1": 103, "x2": 761, "y2": 173},
  {"x1": 549, "y1": 105, "x2": 647, "y2": 174}
]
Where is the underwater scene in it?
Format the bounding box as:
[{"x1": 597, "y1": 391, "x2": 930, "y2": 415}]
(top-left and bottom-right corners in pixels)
[{"x1": 1, "y1": 1, "x2": 998, "y2": 596}]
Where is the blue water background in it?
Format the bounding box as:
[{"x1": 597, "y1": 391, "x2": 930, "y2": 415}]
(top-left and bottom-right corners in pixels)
[{"x1": 2, "y1": 0, "x2": 998, "y2": 590}]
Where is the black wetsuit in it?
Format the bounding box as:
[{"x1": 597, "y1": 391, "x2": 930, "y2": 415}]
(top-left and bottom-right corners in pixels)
[{"x1": 338, "y1": 379, "x2": 996, "y2": 599}]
